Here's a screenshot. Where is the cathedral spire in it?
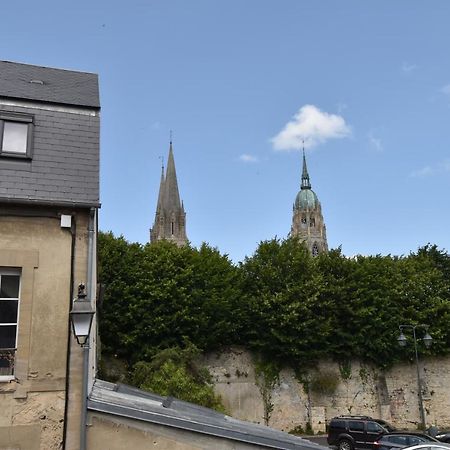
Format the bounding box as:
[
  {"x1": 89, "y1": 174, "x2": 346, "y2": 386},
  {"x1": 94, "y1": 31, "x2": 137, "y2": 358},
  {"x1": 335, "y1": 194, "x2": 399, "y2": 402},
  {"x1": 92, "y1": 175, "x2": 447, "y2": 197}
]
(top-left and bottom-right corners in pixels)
[
  {"x1": 301, "y1": 147, "x2": 311, "y2": 190},
  {"x1": 150, "y1": 140, "x2": 187, "y2": 246},
  {"x1": 291, "y1": 147, "x2": 328, "y2": 256},
  {"x1": 164, "y1": 141, "x2": 182, "y2": 211},
  {"x1": 156, "y1": 158, "x2": 165, "y2": 212}
]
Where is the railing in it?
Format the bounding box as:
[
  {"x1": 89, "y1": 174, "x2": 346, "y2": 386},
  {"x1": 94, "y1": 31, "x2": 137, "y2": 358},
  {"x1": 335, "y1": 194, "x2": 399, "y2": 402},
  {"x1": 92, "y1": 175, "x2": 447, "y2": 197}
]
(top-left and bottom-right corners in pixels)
[{"x1": 0, "y1": 348, "x2": 16, "y2": 376}]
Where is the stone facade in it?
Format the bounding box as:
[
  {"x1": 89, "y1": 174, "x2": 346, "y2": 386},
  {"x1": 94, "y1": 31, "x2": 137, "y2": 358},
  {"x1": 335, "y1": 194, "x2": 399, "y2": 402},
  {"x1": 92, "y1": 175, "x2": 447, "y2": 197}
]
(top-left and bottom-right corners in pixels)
[
  {"x1": 204, "y1": 347, "x2": 450, "y2": 433},
  {"x1": 0, "y1": 211, "x2": 94, "y2": 449},
  {"x1": 290, "y1": 151, "x2": 328, "y2": 255},
  {"x1": 150, "y1": 142, "x2": 187, "y2": 246},
  {"x1": 87, "y1": 414, "x2": 288, "y2": 450}
]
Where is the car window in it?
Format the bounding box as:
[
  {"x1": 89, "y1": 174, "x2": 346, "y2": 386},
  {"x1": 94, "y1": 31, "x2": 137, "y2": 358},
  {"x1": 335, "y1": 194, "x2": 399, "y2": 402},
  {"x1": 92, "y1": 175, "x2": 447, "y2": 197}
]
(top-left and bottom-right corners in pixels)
[
  {"x1": 331, "y1": 420, "x2": 346, "y2": 430},
  {"x1": 377, "y1": 420, "x2": 396, "y2": 432},
  {"x1": 349, "y1": 421, "x2": 364, "y2": 432},
  {"x1": 388, "y1": 436, "x2": 408, "y2": 445},
  {"x1": 367, "y1": 422, "x2": 384, "y2": 433},
  {"x1": 409, "y1": 437, "x2": 425, "y2": 445}
]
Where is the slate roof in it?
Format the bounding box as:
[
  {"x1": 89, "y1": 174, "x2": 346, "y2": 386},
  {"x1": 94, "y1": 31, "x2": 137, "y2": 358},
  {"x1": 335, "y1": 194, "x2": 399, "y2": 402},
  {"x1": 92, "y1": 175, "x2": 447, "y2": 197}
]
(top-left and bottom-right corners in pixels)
[
  {"x1": 0, "y1": 60, "x2": 99, "y2": 108},
  {"x1": 89, "y1": 380, "x2": 326, "y2": 450}
]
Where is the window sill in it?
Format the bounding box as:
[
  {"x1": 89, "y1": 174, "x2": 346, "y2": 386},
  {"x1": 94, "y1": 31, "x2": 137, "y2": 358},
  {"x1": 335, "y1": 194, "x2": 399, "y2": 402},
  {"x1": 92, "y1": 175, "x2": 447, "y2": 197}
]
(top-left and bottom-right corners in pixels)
[
  {"x1": 0, "y1": 375, "x2": 15, "y2": 383},
  {"x1": 0, "y1": 152, "x2": 32, "y2": 160}
]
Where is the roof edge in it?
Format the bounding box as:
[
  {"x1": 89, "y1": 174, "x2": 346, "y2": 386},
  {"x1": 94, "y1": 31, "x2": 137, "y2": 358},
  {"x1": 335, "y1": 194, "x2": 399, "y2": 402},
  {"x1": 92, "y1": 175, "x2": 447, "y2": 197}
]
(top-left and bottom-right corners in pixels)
[
  {"x1": 0, "y1": 197, "x2": 101, "y2": 209},
  {"x1": 0, "y1": 94, "x2": 101, "y2": 111},
  {"x1": 0, "y1": 60, "x2": 98, "y2": 76}
]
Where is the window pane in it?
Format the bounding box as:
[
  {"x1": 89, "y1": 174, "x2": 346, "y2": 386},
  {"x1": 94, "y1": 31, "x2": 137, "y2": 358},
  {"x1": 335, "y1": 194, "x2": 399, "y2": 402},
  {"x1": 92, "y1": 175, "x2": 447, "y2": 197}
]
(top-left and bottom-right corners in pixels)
[
  {"x1": 2, "y1": 121, "x2": 28, "y2": 154},
  {"x1": 0, "y1": 275, "x2": 20, "y2": 298},
  {"x1": 390, "y1": 436, "x2": 407, "y2": 445},
  {"x1": 0, "y1": 325, "x2": 17, "y2": 348},
  {"x1": 0, "y1": 348, "x2": 15, "y2": 376},
  {"x1": 367, "y1": 422, "x2": 382, "y2": 432},
  {"x1": 349, "y1": 421, "x2": 364, "y2": 431},
  {"x1": 331, "y1": 420, "x2": 346, "y2": 430},
  {"x1": 0, "y1": 300, "x2": 18, "y2": 323}
]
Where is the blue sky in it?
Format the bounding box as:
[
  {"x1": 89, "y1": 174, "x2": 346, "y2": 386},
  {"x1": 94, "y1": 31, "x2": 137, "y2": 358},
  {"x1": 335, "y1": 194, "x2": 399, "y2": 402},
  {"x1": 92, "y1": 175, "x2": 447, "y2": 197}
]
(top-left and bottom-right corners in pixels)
[{"x1": 2, "y1": 1, "x2": 450, "y2": 262}]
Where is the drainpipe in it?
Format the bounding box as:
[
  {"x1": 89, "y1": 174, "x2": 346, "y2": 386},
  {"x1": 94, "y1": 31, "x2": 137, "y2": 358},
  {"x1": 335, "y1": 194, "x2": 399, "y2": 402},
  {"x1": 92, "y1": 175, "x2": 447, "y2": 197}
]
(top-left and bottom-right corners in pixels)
[
  {"x1": 80, "y1": 207, "x2": 96, "y2": 450},
  {"x1": 62, "y1": 215, "x2": 76, "y2": 449}
]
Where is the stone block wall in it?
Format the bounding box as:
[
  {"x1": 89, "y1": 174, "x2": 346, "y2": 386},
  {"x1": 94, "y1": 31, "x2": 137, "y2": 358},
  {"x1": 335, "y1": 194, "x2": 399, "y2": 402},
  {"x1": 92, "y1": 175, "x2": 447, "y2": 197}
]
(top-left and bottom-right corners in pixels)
[{"x1": 203, "y1": 348, "x2": 450, "y2": 433}]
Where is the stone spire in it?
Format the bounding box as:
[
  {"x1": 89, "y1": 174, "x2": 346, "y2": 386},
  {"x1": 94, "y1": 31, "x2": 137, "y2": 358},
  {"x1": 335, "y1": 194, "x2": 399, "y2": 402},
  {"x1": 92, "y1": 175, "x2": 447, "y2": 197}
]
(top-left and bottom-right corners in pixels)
[
  {"x1": 156, "y1": 161, "x2": 165, "y2": 213},
  {"x1": 150, "y1": 141, "x2": 187, "y2": 246},
  {"x1": 290, "y1": 150, "x2": 328, "y2": 256},
  {"x1": 301, "y1": 149, "x2": 311, "y2": 190},
  {"x1": 164, "y1": 142, "x2": 182, "y2": 212}
]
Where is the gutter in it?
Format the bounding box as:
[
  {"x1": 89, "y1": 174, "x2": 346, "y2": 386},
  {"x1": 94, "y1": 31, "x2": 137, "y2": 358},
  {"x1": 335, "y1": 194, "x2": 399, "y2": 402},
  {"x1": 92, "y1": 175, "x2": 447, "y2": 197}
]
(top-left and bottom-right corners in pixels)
[
  {"x1": 80, "y1": 207, "x2": 96, "y2": 450},
  {"x1": 62, "y1": 215, "x2": 77, "y2": 449}
]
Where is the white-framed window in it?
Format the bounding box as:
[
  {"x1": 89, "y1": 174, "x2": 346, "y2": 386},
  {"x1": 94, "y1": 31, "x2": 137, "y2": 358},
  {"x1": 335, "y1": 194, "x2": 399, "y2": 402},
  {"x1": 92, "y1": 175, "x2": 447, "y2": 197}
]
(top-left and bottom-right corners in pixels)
[
  {"x1": 0, "y1": 268, "x2": 21, "y2": 380},
  {"x1": 0, "y1": 113, "x2": 34, "y2": 158}
]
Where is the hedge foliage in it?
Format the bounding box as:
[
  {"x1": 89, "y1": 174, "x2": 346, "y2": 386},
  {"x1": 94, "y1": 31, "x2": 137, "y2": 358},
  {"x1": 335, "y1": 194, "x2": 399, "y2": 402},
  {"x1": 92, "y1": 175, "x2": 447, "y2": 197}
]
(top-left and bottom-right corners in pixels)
[{"x1": 98, "y1": 232, "x2": 450, "y2": 370}]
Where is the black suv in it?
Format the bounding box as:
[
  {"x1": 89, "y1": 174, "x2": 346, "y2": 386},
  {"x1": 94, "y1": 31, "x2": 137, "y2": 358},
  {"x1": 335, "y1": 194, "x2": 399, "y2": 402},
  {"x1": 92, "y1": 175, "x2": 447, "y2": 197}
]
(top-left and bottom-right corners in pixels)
[{"x1": 327, "y1": 416, "x2": 396, "y2": 450}]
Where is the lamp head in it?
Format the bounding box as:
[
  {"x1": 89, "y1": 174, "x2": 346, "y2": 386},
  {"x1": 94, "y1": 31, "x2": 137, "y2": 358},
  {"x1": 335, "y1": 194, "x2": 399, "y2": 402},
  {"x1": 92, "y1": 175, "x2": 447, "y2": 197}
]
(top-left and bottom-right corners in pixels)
[
  {"x1": 69, "y1": 283, "x2": 95, "y2": 347},
  {"x1": 423, "y1": 331, "x2": 433, "y2": 348},
  {"x1": 397, "y1": 332, "x2": 407, "y2": 347}
]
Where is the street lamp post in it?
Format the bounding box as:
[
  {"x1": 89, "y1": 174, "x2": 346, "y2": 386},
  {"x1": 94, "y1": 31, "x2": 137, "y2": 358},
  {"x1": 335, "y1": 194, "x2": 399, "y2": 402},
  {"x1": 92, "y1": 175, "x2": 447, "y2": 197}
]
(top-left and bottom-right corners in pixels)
[
  {"x1": 69, "y1": 283, "x2": 95, "y2": 450},
  {"x1": 397, "y1": 324, "x2": 432, "y2": 430}
]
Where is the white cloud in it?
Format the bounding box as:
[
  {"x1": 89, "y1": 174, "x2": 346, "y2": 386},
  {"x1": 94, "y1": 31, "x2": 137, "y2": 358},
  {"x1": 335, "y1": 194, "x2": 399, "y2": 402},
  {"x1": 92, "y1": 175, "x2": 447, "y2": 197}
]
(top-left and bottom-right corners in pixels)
[
  {"x1": 401, "y1": 62, "x2": 417, "y2": 73},
  {"x1": 271, "y1": 104, "x2": 351, "y2": 151},
  {"x1": 239, "y1": 153, "x2": 259, "y2": 163},
  {"x1": 410, "y1": 166, "x2": 434, "y2": 178},
  {"x1": 368, "y1": 131, "x2": 383, "y2": 152},
  {"x1": 441, "y1": 84, "x2": 450, "y2": 96},
  {"x1": 410, "y1": 159, "x2": 450, "y2": 178}
]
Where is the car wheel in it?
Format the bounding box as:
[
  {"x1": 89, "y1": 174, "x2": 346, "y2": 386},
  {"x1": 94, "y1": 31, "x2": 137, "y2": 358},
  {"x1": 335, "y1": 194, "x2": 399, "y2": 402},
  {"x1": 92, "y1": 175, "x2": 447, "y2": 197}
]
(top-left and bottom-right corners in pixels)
[{"x1": 338, "y1": 439, "x2": 353, "y2": 450}]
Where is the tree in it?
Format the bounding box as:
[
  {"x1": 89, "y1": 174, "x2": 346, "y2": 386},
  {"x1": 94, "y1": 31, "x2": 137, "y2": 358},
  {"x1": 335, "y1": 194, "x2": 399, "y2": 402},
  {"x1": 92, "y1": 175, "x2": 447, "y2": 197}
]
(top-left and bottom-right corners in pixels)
[
  {"x1": 98, "y1": 232, "x2": 242, "y2": 362},
  {"x1": 240, "y1": 237, "x2": 331, "y2": 365}
]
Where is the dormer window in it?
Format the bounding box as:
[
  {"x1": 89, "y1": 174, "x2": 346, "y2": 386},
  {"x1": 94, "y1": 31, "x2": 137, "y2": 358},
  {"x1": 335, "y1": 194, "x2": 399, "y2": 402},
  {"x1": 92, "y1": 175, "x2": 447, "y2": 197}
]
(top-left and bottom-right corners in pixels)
[{"x1": 0, "y1": 113, "x2": 33, "y2": 158}]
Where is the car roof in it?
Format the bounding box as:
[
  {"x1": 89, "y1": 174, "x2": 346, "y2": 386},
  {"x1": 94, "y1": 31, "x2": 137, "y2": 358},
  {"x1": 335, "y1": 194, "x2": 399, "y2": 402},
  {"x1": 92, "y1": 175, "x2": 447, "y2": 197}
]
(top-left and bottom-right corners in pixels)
[
  {"x1": 403, "y1": 444, "x2": 450, "y2": 450},
  {"x1": 380, "y1": 432, "x2": 438, "y2": 440},
  {"x1": 332, "y1": 416, "x2": 373, "y2": 420}
]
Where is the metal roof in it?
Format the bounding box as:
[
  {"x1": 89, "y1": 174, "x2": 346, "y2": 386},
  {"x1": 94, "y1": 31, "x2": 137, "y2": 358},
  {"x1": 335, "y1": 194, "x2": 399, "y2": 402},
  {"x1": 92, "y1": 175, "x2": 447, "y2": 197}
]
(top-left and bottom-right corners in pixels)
[
  {"x1": 0, "y1": 60, "x2": 99, "y2": 108},
  {"x1": 89, "y1": 380, "x2": 326, "y2": 450}
]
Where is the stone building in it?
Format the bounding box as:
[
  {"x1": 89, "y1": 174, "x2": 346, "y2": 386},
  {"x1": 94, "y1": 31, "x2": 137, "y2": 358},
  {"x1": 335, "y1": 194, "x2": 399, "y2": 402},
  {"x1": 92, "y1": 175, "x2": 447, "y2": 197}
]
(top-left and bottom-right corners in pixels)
[
  {"x1": 290, "y1": 150, "x2": 328, "y2": 255},
  {"x1": 150, "y1": 142, "x2": 187, "y2": 246},
  {"x1": 0, "y1": 60, "x2": 100, "y2": 449}
]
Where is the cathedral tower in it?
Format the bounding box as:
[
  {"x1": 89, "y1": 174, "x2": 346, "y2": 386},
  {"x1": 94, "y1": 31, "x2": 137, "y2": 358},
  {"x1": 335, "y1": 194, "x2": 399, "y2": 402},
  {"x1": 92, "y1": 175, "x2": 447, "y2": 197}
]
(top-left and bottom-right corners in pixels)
[
  {"x1": 290, "y1": 150, "x2": 328, "y2": 256},
  {"x1": 150, "y1": 142, "x2": 187, "y2": 246}
]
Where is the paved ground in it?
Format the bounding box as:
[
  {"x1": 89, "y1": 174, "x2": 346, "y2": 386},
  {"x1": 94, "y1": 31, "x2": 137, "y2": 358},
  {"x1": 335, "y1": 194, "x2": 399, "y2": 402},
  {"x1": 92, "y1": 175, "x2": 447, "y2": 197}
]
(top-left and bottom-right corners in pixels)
[{"x1": 303, "y1": 435, "x2": 329, "y2": 447}]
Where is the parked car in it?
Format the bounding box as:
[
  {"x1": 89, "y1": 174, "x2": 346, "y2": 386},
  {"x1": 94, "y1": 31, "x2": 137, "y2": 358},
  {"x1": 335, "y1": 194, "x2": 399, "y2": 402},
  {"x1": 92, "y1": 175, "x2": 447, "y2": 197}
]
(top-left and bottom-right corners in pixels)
[
  {"x1": 402, "y1": 444, "x2": 450, "y2": 450},
  {"x1": 433, "y1": 431, "x2": 450, "y2": 443},
  {"x1": 373, "y1": 432, "x2": 439, "y2": 450},
  {"x1": 327, "y1": 415, "x2": 396, "y2": 450}
]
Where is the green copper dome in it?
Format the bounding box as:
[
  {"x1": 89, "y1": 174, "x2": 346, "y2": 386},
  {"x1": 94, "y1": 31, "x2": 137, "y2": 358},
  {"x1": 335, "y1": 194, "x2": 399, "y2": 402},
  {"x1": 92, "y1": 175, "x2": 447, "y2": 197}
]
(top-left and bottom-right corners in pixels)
[{"x1": 295, "y1": 189, "x2": 319, "y2": 210}]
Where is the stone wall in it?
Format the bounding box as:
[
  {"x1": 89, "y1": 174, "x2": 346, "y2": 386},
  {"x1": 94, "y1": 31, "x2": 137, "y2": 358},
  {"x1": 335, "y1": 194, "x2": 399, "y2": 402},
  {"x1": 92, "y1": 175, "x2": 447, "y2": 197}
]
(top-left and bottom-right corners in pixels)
[
  {"x1": 0, "y1": 211, "x2": 90, "y2": 450},
  {"x1": 204, "y1": 347, "x2": 450, "y2": 433}
]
